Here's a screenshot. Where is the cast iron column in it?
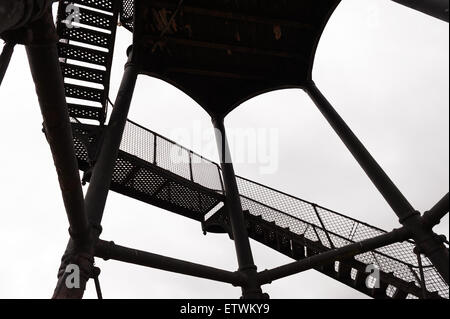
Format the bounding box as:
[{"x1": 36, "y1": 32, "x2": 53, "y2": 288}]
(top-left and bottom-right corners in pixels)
[
  {"x1": 305, "y1": 81, "x2": 449, "y2": 283},
  {"x1": 212, "y1": 117, "x2": 266, "y2": 299},
  {"x1": 53, "y1": 61, "x2": 139, "y2": 299}
]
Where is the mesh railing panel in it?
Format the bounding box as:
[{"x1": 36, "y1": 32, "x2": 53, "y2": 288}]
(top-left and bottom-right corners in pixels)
[
  {"x1": 156, "y1": 135, "x2": 191, "y2": 180},
  {"x1": 121, "y1": 122, "x2": 155, "y2": 164},
  {"x1": 192, "y1": 157, "x2": 224, "y2": 191},
  {"x1": 235, "y1": 176, "x2": 449, "y2": 298},
  {"x1": 120, "y1": 120, "x2": 224, "y2": 192},
  {"x1": 237, "y1": 177, "x2": 321, "y2": 226}
]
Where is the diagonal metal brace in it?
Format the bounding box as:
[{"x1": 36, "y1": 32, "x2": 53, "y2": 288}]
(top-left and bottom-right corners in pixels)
[{"x1": 257, "y1": 227, "x2": 410, "y2": 285}]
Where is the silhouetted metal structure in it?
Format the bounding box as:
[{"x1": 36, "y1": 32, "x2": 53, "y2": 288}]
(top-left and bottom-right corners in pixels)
[{"x1": 0, "y1": 0, "x2": 448, "y2": 299}]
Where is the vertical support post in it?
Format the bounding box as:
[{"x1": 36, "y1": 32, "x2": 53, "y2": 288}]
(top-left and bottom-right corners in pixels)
[
  {"x1": 211, "y1": 117, "x2": 266, "y2": 299},
  {"x1": 53, "y1": 61, "x2": 139, "y2": 299},
  {"x1": 305, "y1": 81, "x2": 449, "y2": 283},
  {"x1": 189, "y1": 151, "x2": 194, "y2": 182},
  {"x1": 153, "y1": 134, "x2": 158, "y2": 165},
  {"x1": 0, "y1": 42, "x2": 15, "y2": 86}
]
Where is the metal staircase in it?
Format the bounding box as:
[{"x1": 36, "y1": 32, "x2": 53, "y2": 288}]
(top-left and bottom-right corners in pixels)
[
  {"x1": 56, "y1": 0, "x2": 449, "y2": 299},
  {"x1": 71, "y1": 120, "x2": 449, "y2": 300},
  {"x1": 57, "y1": 0, "x2": 119, "y2": 124}
]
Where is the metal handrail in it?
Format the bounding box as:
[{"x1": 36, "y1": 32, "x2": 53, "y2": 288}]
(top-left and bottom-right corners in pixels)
[{"x1": 239, "y1": 194, "x2": 430, "y2": 269}]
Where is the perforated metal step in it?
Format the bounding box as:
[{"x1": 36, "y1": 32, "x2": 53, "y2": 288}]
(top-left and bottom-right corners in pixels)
[{"x1": 57, "y1": 0, "x2": 119, "y2": 124}]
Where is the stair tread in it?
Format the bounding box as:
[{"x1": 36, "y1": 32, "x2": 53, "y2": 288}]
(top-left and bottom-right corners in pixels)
[
  {"x1": 62, "y1": 5, "x2": 115, "y2": 30},
  {"x1": 68, "y1": 103, "x2": 104, "y2": 121},
  {"x1": 58, "y1": 43, "x2": 108, "y2": 66},
  {"x1": 61, "y1": 63, "x2": 106, "y2": 84}
]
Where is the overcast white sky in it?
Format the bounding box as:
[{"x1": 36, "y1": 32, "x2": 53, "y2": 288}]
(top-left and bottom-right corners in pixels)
[{"x1": 0, "y1": 0, "x2": 448, "y2": 299}]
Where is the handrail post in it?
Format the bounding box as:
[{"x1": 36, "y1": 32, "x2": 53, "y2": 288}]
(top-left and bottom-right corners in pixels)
[
  {"x1": 189, "y1": 151, "x2": 194, "y2": 182},
  {"x1": 312, "y1": 204, "x2": 336, "y2": 249},
  {"x1": 218, "y1": 164, "x2": 225, "y2": 193},
  {"x1": 153, "y1": 134, "x2": 157, "y2": 165}
]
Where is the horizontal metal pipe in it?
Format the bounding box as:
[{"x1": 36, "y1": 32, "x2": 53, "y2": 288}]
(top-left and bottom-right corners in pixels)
[
  {"x1": 423, "y1": 193, "x2": 449, "y2": 227},
  {"x1": 392, "y1": 0, "x2": 449, "y2": 22},
  {"x1": 257, "y1": 227, "x2": 409, "y2": 285},
  {"x1": 95, "y1": 240, "x2": 244, "y2": 286}
]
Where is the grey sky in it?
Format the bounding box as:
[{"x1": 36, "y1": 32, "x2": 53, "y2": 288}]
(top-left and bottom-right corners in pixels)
[{"x1": 0, "y1": 0, "x2": 448, "y2": 298}]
